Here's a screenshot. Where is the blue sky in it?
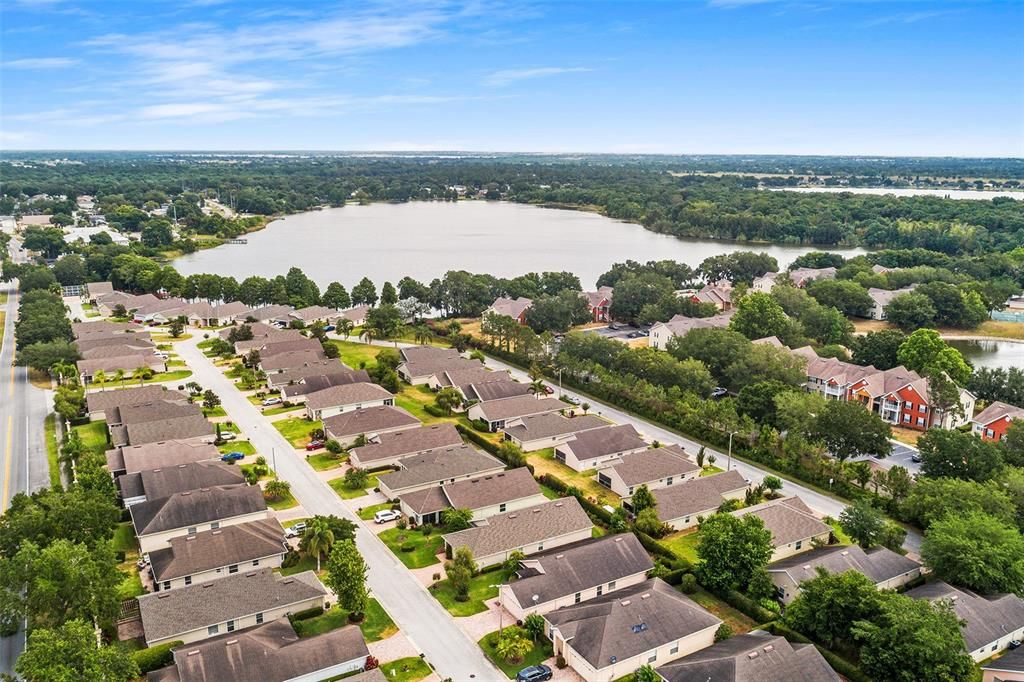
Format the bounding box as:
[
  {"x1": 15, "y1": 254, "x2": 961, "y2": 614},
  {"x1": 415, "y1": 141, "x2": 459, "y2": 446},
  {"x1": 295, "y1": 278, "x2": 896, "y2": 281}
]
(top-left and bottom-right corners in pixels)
[{"x1": 2, "y1": 0, "x2": 1022, "y2": 155}]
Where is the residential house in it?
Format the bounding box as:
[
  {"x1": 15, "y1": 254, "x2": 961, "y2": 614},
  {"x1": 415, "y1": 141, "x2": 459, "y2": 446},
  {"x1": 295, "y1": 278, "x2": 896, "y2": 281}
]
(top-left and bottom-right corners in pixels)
[
  {"x1": 130, "y1": 484, "x2": 268, "y2": 553},
  {"x1": 468, "y1": 395, "x2": 564, "y2": 432},
  {"x1": 287, "y1": 305, "x2": 338, "y2": 327},
  {"x1": 76, "y1": 332, "x2": 154, "y2": 353},
  {"x1": 767, "y1": 544, "x2": 924, "y2": 604},
  {"x1": 335, "y1": 304, "x2": 371, "y2": 327},
  {"x1": 866, "y1": 286, "x2": 916, "y2": 320},
  {"x1": 499, "y1": 533, "x2": 653, "y2": 620},
  {"x1": 265, "y1": 360, "x2": 349, "y2": 389},
  {"x1": 502, "y1": 413, "x2": 607, "y2": 452},
  {"x1": 147, "y1": 618, "x2": 369, "y2": 682},
  {"x1": 751, "y1": 272, "x2": 780, "y2": 293},
  {"x1": 649, "y1": 311, "x2": 734, "y2": 351},
  {"x1": 849, "y1": 364, "x2": 975, "y2": 431},
  {"x1": 132, "y1": 297, "x2": 190, "y2": 324},
  {"x1": 398, "y1": 467, "x2": 545, "y2": 526},
  {"x1": 137, "y1": 569, "x2": 327, "y2": 647},
  {"x1": 259, "y1": 349, "x2": 329, "y2": 374},
  {"x1": 106, "y1": 441, "x2": 221, "y2": 478},
  {"x1": 348, "y1": 424, "x2": 464, "y2": 469},
  {"x1": 791, "y1": 346, "x2": 878, "y2": 401},
  {"x1": 653, "y1": 470, "x2": 749, "y2": 530},
  {"x1": 788, "y1": 267, "x2": 837, "y2": 288},
  {"x1": 463, "y1": 380, "x2": 532, "y2": 403},
  {"x1": 118, "y1": 461, "x2": 245, "y2": 507},
  {"x1": 377, "y1": 445, "x2": 505, "y2": 499},
  {"x1": 106, "y1": 400, "x2": 214, "y2": 448},
  {"x1": 78, "y1": 354, "x2": 165, "y2": 383},
  {"x1": 689, "y1": 280, "x2": 733, "y2": 310},
  {"x1": 485, "y1": 296, "x2": 533, "y2": 324},
  {"x1": 907, "y1": 581, "x2": 1024, "y2": 662},
  {"x1": 85, "y1": 281, "x2": 114, "y2": 300},
  {"x1": 396, "y1": 347, "x2": 480, "y2": 385},
  {"x1": 972, "y1": 401, "x2": 1024, "y2": 442},
  {"x1": 442, "y1": 497, "x2": 593, "y2": 569},
  {"x1": 217, "y1": 321, "x2": 277, "y2": 341},
  {"x1": 148, "y1": 518, "x2": 288, "y2": 592},
  {"x1": 982, "y1": 646, "x2": 1024, "y2": 682},
  {"x1": 581, "y1": 286, "x2": 614, "y2": 322},
  {"x1": 258, "y1": 337, "x2": 325, "y2": 359},
  {"x1": 205, "y1": 301, "x2": 251, "y2": 326},
  {"x1": 239, "y1": 304, "x2": 295, "y2": 324},
  {"x1": 80, "y1": 342, "x2": 157, "y2": 361},
  {"x1": 323, "y1": 405, "x2": 420, "y2": 447},
  {"x1": 545, "y1": 578, "x2": 722, "y2": 682},
  {"x1": 86, "y1": 385, "x2": 186, "y2": 421},
  {"x1": 598, "y1": 445, "x2": 700, "y2": 498},
  {"x1": 234, "y1": 330, "x2": 307, "y2": 355},
  {"x1": 73, "y1": 320, "x2": 146, "y2": 338},
  {"x1": 304, "y1": 382, "x2": 394, "y2": 421},
  {"x1": 553, "y1": 424, "x2": 649, "y2": 472},
  {"x1": 96, "y1": 292, "x2": 159, "y2": 317},
  {"x1": 735, "y1": 497, "x2": 831, "y2": 562},
  {"x1": 279, "y1": 369, "x2": 374, "y2": 403},
  {"x1": 427, "y1": 366, "x2": 510, "y2": 392},
  {"x1": 656, "y1": 631, "x2": 840, "y2": 682}
]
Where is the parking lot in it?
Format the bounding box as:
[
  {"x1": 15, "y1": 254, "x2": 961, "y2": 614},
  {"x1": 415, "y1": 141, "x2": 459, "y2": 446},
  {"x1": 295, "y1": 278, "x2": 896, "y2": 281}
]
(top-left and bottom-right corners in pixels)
[{"x1": 580, "y1": 324, "x2": 649, "y2": 342}]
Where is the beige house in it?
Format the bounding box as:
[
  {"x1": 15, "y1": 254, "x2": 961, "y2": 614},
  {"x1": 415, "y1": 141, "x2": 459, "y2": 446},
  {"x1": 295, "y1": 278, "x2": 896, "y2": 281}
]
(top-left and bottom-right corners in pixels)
[
  {"x1": 106, "y1": 440, "x2": 221, "y2": 477},
  {"x1": 908, "y1": 581, "x2": 1024, "y2": 662},
  {"x1": 86, "y1": 385, "x2": 186, "y2": 421},
  {"x1": 137, "y1": 569, "x2": 327, "y2": 647},
  {"x1": 442, "y1": 497, "x2": 593, "y2": 569},
  {"x1": 545, "y1": 578, "x2": 721, "y2": 682},
  {"x1": 982, "y1": 647, "x2": 1024, "y2": 682},
  {"x1": 304, "y1": 382, "x2": 395, "y2": 421},
  {"x1": 323, "y1": 405, "x2": 420, "y2": 447},
  {"x1": 735, "y1": 496, "x2": 831, "y2": 562},
  {"x1": 468, "y1": 395, "x2": 564, "y2": 432},
  {"x1": 395, "y1": 346, "x2": 470, "y2": 385},
  {"x1": 398, "y1": 467, "x2": 546, "y2": 526},
  {"x1": 597, "y1": 445, "x2": 700, "y2": 498},
  {"x1": 649, "y1": 312, "x2": 733, "y2": 351},
  {"x1": 502, "y1": 413, "x2": 608, "y2": 452},
  {"x1": 767, "y1": 544, "x2": 924, "y2": 604},
  {"x1": 348, "y1": 423, "x2": 464, "y2": 469},
  {"x1": 656, "y1": 631, "x2": 840, "y2": 681},
  {"x1": 553, "y1": 424, "x2": 649, "y2": 472},
  {"x1": 499, "y1": 533, "x2": 653, "y2": 620},
  {"x1": 376, "y1": 445, "x2": 505, "y2": 498},
  {"x1": 653, "y1": 470, "x2": 749, "y2": 530},
  {"x1": 130, "y1": 484, "x2": 268, "y2": 554}
]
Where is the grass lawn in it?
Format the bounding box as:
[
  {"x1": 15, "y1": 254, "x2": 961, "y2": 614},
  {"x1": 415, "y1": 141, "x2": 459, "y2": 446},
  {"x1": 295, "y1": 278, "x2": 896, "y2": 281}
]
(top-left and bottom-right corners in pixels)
[
  {"x1": 661, "y1": 529, "x2": 701, "y2": 564},
  {"x1": 274, "y1": 417, "x2": 317, "y2": 448},
  {"x1": 890, "y1": 426, "x2": 922, "y2": 447},
  {"x1": 265, "y1": 489, "x2": 299, "y2": 511},
  {"x1": 539, "y1": 483, "x2": 561, "y2": 500},
  {"x1": 328, "y1": 473, "x2": 380, "y2": 500},
  {"x1": 379, "y1": 527, "x2": 444, "y2": 569},
  {"x1": 151, "y1": 333, "x2": 193, "y2": 342},
  {"x1": 431, "y1": 570, "x2": 507, "y2": 617},
  {"x1": 116, "y1": 570, "x2": 145, "y2": 600},
  {"x1": 527, "y1": 448, "x2": 614, "y2": 504},
  {"x1": 479, "y1": 632, "x2": 554, "y2": 679},
  {"x1": 44, "y1": 414, "x2": 61, "y2": 489},
  {"x1": 218, "y1": 440, "x2": 256, "y2": 456},
  {"x1": 327, "y1": 340, "x2": 381, "y2": 370},
  {"x1": 357, "y1": 502, "x2": 395, "y2": 521},
  {"x1": 279, "y1": 553, "x2": 318, "y2": 576},
  {"x1": 140, "y1": 369, "x2": 193, "y2": 385},
  {"x1": 379, "y1": 657, "x2": 432, "y2": 682},
  {"x1": 262, "y1": 403, "x2": 305, "y2": 416},
  {"x1": 394, "y1": 384, "x2": 447, "y2": 423},
  {"x1": 700, "y1": 465, "x2": 725, "y2": 477},
  {"x1": 827, "y1": 518, "x2": 853, "y2": 545},
  {"x1": 112, "y1": 522, "x2": 138, "y2": 553},
  {"x1": 294, "y1": 599, "x2": 397, "y2": 642},
  {"x1": 240, "y1": 462, "x2": 273, "y2": 481},
  {"x1": 72, "y1": 420, "x2": 110, "y2": 456},
  {"x1": 690, "y1": 588, "x2": 758, "y2": 635},
  {"x1": 202, "y1": 406, "x2": 227, "y2": 417},
  {"x1": 306, "y1": 451, "x2": 345, "y2": 471}
]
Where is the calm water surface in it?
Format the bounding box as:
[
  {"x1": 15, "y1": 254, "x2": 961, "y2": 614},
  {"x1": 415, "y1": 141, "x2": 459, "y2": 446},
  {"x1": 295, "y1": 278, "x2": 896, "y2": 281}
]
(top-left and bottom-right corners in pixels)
[
  {"x1": 175, "y1": 202, "x2": 866, "y2": 288},
  {"x1": 770, "y1": 187, "x2": 1024, "y2": 201},
  {"x1": 948, "y1": 338, "x2": 1024, "y2": 370}
]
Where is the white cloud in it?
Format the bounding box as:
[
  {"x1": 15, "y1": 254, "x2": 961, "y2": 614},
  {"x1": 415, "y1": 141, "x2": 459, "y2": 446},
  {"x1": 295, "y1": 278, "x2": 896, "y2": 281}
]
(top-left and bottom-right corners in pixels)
[
  {"x1": 484, "y1": 66, "x2": 591, "y2": 86},
  {"x1": 4, "y1": 57, "x2": 77, "y2": 69}
]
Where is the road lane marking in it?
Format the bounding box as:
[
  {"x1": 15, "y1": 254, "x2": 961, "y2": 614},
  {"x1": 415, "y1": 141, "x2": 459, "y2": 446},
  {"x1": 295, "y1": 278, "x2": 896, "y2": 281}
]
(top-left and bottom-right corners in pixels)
[{"x1": 2, "y1": 415, "x2": 13, "y2": 511}]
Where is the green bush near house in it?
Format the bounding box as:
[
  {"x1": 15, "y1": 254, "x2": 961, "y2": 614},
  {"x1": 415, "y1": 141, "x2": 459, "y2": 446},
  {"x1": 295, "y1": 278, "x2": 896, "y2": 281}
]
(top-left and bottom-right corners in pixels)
[
  {"x1": 293, "y1": 599, "x2": 397, "y2": 642},
  {"x1": 478, "y1": 631, "x2": 554, "y2": 679},
  {"x1": 132, "y1": 640, "x2": 184, "y2": 674}
]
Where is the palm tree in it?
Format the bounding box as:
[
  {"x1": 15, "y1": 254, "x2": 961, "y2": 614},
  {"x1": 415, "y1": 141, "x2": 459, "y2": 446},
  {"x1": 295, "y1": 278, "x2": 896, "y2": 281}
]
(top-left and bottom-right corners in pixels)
[
  {"x1": 50, "y1": 361, "x2": 77, "y2": 386},
  {"x1": 114, "y1": 369, "x2": 125, "y2": 388},
  {"x1": 93, "y1": 370, "x2": 107, "y2": 391},
  {"x1": 132, "y1": 366, "x2": 148, "y2": 386},
  {"x1": 360, "y1": 327, "x2": 378, "y2": 345},
  {"x1": 337, "y1": 318, "x2": 354, "y2": 340},
  {"x1": 494, "y1": 626, "x2": 533, "y2": 664},
  {"x1": 528, "y1": 378, "x2": 547, "y2": 398},
  {"x1": 414, "y1": 325, "x2": 432, "y2": 346},
  {"x1": 392, "y1": 324, "x2": 409, "y2": 348},
  {"x1": 302, "y1": 517, "x2": 335, "y2": 572}
]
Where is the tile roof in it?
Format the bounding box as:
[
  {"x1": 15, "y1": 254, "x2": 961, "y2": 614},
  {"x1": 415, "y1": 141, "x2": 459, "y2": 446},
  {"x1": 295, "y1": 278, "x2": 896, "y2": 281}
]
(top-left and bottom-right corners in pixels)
[
  {"x1": 86, "y1": 385, "x2": 186, "y2": 413},
  {"x1": 503, "y1": 413, "x2": 607, "y2": 442},
  {"x1": 118, "y1": 462, "x2": 246, "y2": 502},
  {"x1": 335, "y1": 305, "x2": 370, "y2": 323},
  {"x1": 349, "y1": 424, "x2": 463, "y2": 465},
  {"x1": 474, "y1": 395, "x2": 563, "y2": 422},
  {"x1": 138, "y1": 569, "x2": 326, "y2": 643},
  {"x1": 653, "y1": 470, "x2": 749, "y2": 521},
  {"x1": 443, "y1": 497, "x2": 592, "y2": 558},
  {"x1": 582, "y1": 287, "x2": 614, "y2": 309},
  {"x1": 788, "y1": 267, "x2": 837, "y2": 286},
  {"x1": 323, "y1": 405, "x2": 420, "y2": 439},
  {"x1": 305, "y1": 382, "x2": 393, "y2": 410},
  {"x1": 508, "y1": 534, "x2": 653, "y2": 607},
  {"x1": 399, "y1": 486, "x2": 451, "y2": 516},
  {"x1": 546, "y1": 578, "x2": 721, "y2": 670},
  {"x1": 377, "y1": 445, "x2": 504, "y2": 493},
  {"x1": 768, "y1": 545, "x2": 922, "y2": 586},
  {"x1": 608, "y1": 446, "x2": 701, "y2": 487},
  {"x1": 736, "y1": 497, "x2": 830, "y2": 548},
  {"x1": 149, "y1": 518, "x2": 287, "y2": 582},
  {"x1": 657, "y1": 631, "x2": 840, "y2": 682},
  {"x1": 130, "y1": 484, "x2": 267, "y2": 536},
  {"x1": 560, "y1": 424, "x2": 647, "y2": 462},
  {"x1": 907, "y1": 581, "x2": 1024, "y2": 653},
  {"x1": 107, "y1": 441, "x2": 221, "y2": 476},
  {"x1": 155, "y1": 618, "x2": 367, "y2": 682}
]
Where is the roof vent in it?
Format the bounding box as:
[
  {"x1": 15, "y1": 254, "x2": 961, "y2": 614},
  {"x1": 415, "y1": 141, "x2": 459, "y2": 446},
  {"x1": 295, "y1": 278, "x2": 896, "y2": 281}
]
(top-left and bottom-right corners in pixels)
[
  {"x1": 532, "y1": 509, "x2": 541, "y2": 514},
  {"x1": 841, "y1": 550, "x2": 849, "y2": 556},
  {"x1": 614, "y1": 537, "x2": 623, "y2": 543},
  {"x1": 226, "y1": 639, "x2": 238, "y2": 646},
  {"x1": 185, "y1": 535, "x2": 195, "y2": 541},
  {"x1": 630, "y1": 623, "x2": 648, "y2": 633},
  {"x1": 153, "y1": 468, "x2": 163, "y2": 473},
  {"x1": 555, "y1": 554, "x2": 564, "y2": 559},
  {"x1": 508, "y1": 514, "x2": 517, "y2": 519},
  {"x1": 641, "y1": 593, "x2": 650, "y2": 599},
  {"x1": 246, "y1": 572, "x2": 258, "y2": 578},
  {"x1": 211, "y1": 530, "x2": 222, "y2": 535},
  {"x1": 282, "y1": 578, "x2": 294, "y2": 584},
  {"x1": 186, "y1": 650, "x2": 201, "y2": 656},
  {"x1": 620, "y1": 600, "x2": 631, "y2": 606},
  {"x1": 802, "y1": 565, "x2": 810, "y2": 570},
  {"x1": 763, "y1": 645, "x2": 774, "y2": 653},
  {"x1": 554, "y1": 502, "x2": 563, "y2": 507},
  {"x1": 202, "y1": 583, "x2": 213, "y2": 589},
  {"x1": 180, "y1": 491, "x2": 192, "y2": 496},
  {"x1": 748, "y1": 651, "x2": 759, "y2": 660},
  {"x1": 157, "y1": 593, "x2": 170, "y2": 599}
]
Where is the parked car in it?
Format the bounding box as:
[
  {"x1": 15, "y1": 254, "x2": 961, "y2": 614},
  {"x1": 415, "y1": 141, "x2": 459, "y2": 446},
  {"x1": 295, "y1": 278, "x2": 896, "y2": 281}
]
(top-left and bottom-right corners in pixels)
[
  {"x1": 516, "y1": 665, "x2": 552, "y2": 682},
  {"x1": 608, "y1": 323, "x2": 620, "y2": 331},
  {"x1": 324, "y1": 324, "x2": 336, "y2": 331},
  {"x1": 910, "y1": 453, "x2": 922, "y2": 463},
  {"x1": 710, "y1": 387, "x2": 729, "y2": 399},
  {"x1": 219, "y1": 432, "x2": 237, "y2": 441},
  {"x1": 261, "y1": 397, "x2": 282, "y2": 406},
  {"x1": 285, "y1": 522, "x2": 306, "y2": 538},
  {"x1": 564, "y1": 395, "x2": 581, "y2": 405},
  {"x1": 305, "y1": 440, "x2": 325, "y2": 451},
  {"x1": 543, "y1": 385, "x2": 554, "y2": 394},
  {"x1": 374, "y1": 509, "x2": 402, "y2": 524},
  {"x1": 220, "y1": 451, "x2": 244, "y2": 462}
]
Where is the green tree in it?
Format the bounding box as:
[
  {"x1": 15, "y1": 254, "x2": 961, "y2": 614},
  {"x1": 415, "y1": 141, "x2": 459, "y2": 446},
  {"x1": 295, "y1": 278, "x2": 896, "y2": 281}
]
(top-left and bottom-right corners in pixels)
[
  {"x1": 16, "y1": 619, "x2": 139, "y2": 682},
  {"x1": 884, "y1": 292, "x2": 937, "y2": 331},
  {"x1": 879, "y1": 465, "x2": 913, "y2": 504},
  {"x1": 808, "y1": 401, "x2": 891, "y2": 461},
  {"x1": 51, "y1": 255, "x2": 88, "y2": 287},
  {"x1": 773, "y1": 390, "x2": 827, "y2": 438},
  {"x1": 667, "y1": 327, "x2": 750, "y2": 381},
  {"x1": 724, "y1": 342, "x2": 806, "y2": 391},
  {"x1": 380, "y1": 281, "x2": 398, "y2": 305},
  {"x1": 351, "y1": 277, "x2": 378, "y2": 306},
  {"x1": 608, "y1": 272, "x2": 675, "y2": 324},
  {"x1": 15, "y1": 539, "x2": 122, "y2": 629},
  {"x1": 494, "y1": 625, "x2": 533, "y2": 664},
  {"x1": 634, "y1": 508, "x2": 669, "y2": 538},
  {"x1": 696, "y1": 513, "x2": 773, "y2": 592},
  {"x1": 441, "y1": 507, "x2": 474, "y2": 532},
  {"x1": 263, "y1": 479, "x2": 291, "y2": 502},
  {"x1": 496, "y1": 441, "x2": 527, "y2": 468},
  {"x1": 730, "y1": 292, "x2": 791, "y2": 341},
  {"x1": 325, "y1": 540, "x2": 369, "y2": 620},
  {"x1": 762, "y1": 475, "x2": 783, "y2": 497},
  {"x1": 322, "y1": 282, "x2": 352, "y2": 310},
  {"x1": 902, "y1": 477, "x2": 1016, "y2": 529},
  {"x1": 896, "y1": 329, "x2": 972, "y2": 385},
  {"x1": 806, "y1": 278, "x2": 874, "y2": 317},
  {"x1": 630, "y1": 484, "x2": 656, "y2": 513},
  {"x1": 168, "y1": 318, "x2": 185, "y2": 338},
  {"x1": 633, "y1": 665, "x2": 660, "y2": 682},
  {"x1": 17, "y1": 341, "x2": 79, "y2": 374},
  {"x1": 434, "y1": 387, "x2": 462, "y2": 416},
  {"x1": 918, "y1": 428, "x2": 1003, "y2": 482},
  {"x1": 737, "y1": 380, "x2": 794, "y2": 426},
  {"x1": 852, "y1": 329, "x2": 906, "y2": 370},
  {"x1": 343, "y1": 467, "x2": 369, "y2": 491},
  {"x1": 839, "y1": 499, "x2": 886, "y2": 549},
  {"x1": 922, "y1": 511, "x2": 1024, "y2": 595},
  {"x1": 445, "y1": 547, "x2": 476, "y2": 602},
  {"x1": 201, "y1": 389, "x2": 221, "y2": 412},
  {"x1": 784, "y1": 569, "x2": 884, "y2": 647},
  {"x1": 336, "y1": 317, "x2": 355, "y2": 339},
  {"x1": 852, "y1": 593, "x2": 974, "y2": 682},
  {"x1": 522, "y1": 613, "x2": 545, "y2": 642},
  {"x1": 52, "y1": 383, "x2": 86, "y2": 422},
  {"x1": 301, "y1": 517, "x2": 335, "y2": 572}
]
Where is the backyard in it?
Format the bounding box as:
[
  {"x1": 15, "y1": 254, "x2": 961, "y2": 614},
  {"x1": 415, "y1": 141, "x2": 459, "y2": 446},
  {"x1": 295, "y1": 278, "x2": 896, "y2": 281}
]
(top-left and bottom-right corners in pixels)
[
  {"x1": 306, "y1": 451, "x2": 345, "y2": 471},
  {"x1": 327, "y1": 339, "x2": 382, "y2": 370},
  {"x1": 689, "y1": 588, "x2": 758, "y2": 635},
  {"x1": 72, "y1": 419, "x2": 110, "y2": 456},
  {"x1": 661, "y1": 529, "x2": 701, "y2": 564},
  {"x1": 527, "y1": 448, "x2": 615, "y2": 504}
]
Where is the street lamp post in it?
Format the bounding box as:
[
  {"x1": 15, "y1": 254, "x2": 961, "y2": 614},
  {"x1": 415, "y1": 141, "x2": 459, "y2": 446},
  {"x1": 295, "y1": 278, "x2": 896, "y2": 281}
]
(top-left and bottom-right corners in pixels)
[
  {"x1": 489, "y1": 585, "x2": 503, "y2": 631},
  {"x1": 557, "y1": 367, "x2": 563, "y2": 399},
  {"x1": 727, "y1": 430, "x2": 738, "y2": 472}
]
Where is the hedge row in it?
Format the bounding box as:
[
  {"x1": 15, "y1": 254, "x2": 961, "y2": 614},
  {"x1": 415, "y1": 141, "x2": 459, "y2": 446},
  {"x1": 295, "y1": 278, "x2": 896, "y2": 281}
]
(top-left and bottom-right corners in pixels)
[
  {"x1": 455, "y1": 423, "x2": 535, "y2": 474},
  {"x1": 289, "y1": 605, "x2": 325, "y2": 622},
  {"x1": 763, "y1": 621, "x2": 870, "y2": 682},
  {"x1": 537, "y1": 473, "x2": 613, "y2": 526},
  {"x1": 133, "y1": 640, "x2": 183, "y2": 674},
  {"x1": 633, "y1": 529, "x2": 691, "y2": 570},
  {"x1": 715, "y1": 588, "x2": 776, "y2": 624}
]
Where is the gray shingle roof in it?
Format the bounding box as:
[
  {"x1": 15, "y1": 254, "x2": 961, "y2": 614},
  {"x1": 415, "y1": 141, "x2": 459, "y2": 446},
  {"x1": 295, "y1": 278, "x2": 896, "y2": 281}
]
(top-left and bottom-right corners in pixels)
[
  {"x1": 73, "y1": 320, "x2": 145, "y2": 338},
  {"x1": 80, "y1": 343, "x2": 156, "y2": 360},
  {"x1": 768, "y1": 545, "x2": 922, "y2": 586},
  {"x1": 653, "y1": 470, "x2": 749, "y2": 522},
  {"x1": 503, "y1": 413, "x2": 607, "y2": 442},
  {"x1": 130, "y1": 484, "x2": 267, "y2": 536},
  {"x1": 475, "y1": 395, "x2": 563, "y2": 422},
  {"x1": 400, "y1": 356, "x2": 482, "y2": 381},
  {"x1": 323, "y1": 406, "x2": 420, "y2": 440},
  {"x1": 377, "y1": 445, "x2": 504, "y2": 493},
  {"x1": 438, "y1": 367, "x2": 509, "y2": 389},
  {"x1": 118, "y1": 462, "x2": 246, "y2": 502},
  {"x1": 560, "y1": 424, "x2": 647, "y2": 462},
  {"x1": 107, "y1": 441, "x2": 221, "y2": 476},
  {"x1": 348, "y1": 424, "x2": 463, "y2": 465},
  {"x1": 138, "y1": 569, "x2": 326, "y2": 643},
  {"x1": 508, "y1": 534, "x2": 653, "y2": 607},
  {"x1": 259, "y1": 349, "x2": 328, "y2": 372},
  {"x1": 736, "y1": 497, "x2": 831, "y2": 548},
  {"x1": 155, "y1": 618, "x2": 368, "y2": 682},
  {"x1": 77, "y1": 354, "x2": 163, "y2": 376},
  {"x1": 111, "y1": 400, "x2": 204, "y2": 426},
  {"x1": 279, "y1": 370, "x2": 372, "y2": 399},
  {"x1": 401, "y1": 467, "x2": 541, "y2": 515},
  {"x1": 258, "y1": 337, "x2": 324, "y2": 358},
  {"x1": 443, "y1": 497, "x2": 592, "y2": 558},
  {"x1": 657, "y1": 631, "x2": 840, "y2": 682},
  {"x1": 399, "y1": 346, "x2": 461, "y2": 364},
  {"x1": 907, "y1": 581, "x2": 1024, "y2": 653},
  {"x1": 234, "y1": 329, "x2": 305, "y2": 354},
  {"x1": 305, "y1": 382, "x2": 393, "y2": 410},
  {"x1": 546, "y1": 578, "x2": 721, "y2": 670},
  {"x1": 268, "y1": 361, "x2": 349, "y2": 385},
  {"x1": 466, "y1": 381, "x2": 533, "y2": 402},
  {"x1": 76, "y1": 333, "x2": 154, "y2": 352},
  {"x1": 983, "y1": 646, "x2": 1024, "y2": 674},
  {"x1": 609, "y1": 446, "x2": 700, "y2": 487},
  {"x1": 124, "y1": 414, "x2": 215, "y2": 447},
  {"x1": 86, "y1": 386, "x2": 186, "y2": 413},
  {"x1": 149, "y1": 518, "x2": 287, "y2": 582}
]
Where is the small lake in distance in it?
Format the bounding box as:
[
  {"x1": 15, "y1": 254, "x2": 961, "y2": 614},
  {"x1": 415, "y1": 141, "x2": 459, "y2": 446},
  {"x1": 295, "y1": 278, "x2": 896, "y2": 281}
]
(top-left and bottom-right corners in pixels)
[
  {"x1": 948, "y1": 338, "x2": 1024, "y2": 370},
  {"x1": 175, "y1": 201, "x2": 866, "y2": 288}
]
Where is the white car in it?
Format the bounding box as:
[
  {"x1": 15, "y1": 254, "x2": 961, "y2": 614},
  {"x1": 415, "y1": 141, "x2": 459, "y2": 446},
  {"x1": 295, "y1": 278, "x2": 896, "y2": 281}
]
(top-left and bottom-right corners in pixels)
[
  {"x1": 285, "y1": 522, "x2": 307, "y2": 538},
  {"x1": 374, "y1": 509, "x2": 402, "y2": 524},
  {"x1": 261, "y1": 397, "x2": 282, "y2": 406}
]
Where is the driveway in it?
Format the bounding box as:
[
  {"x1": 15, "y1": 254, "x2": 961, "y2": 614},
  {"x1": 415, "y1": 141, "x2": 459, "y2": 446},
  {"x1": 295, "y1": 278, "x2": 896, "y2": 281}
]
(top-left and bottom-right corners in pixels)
[{"x1": 174, "y1": 336, "x2": 500, "y2": 680}]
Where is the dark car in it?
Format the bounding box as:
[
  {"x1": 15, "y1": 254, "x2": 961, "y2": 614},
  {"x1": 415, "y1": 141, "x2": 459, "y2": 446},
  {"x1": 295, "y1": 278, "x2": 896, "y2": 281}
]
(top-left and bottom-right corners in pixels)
[
  {"x1": 516, "y1": 664, "x2": 552, "y2": 682},
  {"x1": 305, "y1": 440, "x2": 326, "y2": 451},
  {"x1": 220, "y1": 451, "x2": 245, "y2": 462}
]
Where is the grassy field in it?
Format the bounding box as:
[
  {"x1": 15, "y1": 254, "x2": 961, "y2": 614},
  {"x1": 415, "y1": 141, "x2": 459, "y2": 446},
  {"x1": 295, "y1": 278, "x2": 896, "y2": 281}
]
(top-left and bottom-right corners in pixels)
[
  {"x1": 527, "y1": 448, "x2": 614, "y2": 503},
  {"x1": 306, "y1": 452, "x2": 344, "y2": 471},
  {"x1": 293, "y1": 599, "x2": 397, "y2": 642},
  {"x1": 262, "y1": 404, "x2": 305, "y2": 416},
  {"x1": 479, "y1": 632, "x2": 553, "y2": 679},
  {"x1": 202, "y1": 406, "x2": 227, "y2": 418},
  {"x1": 72, "y1": 420, "x2": 110, "y2": 456},
  {"x1": 265, "y1": 488, "x2": 299, "y2": 511},
  {"x1": 827, "y1": 518, "x2": 853, "y2": 545},
  {"x1": 327, "y1": 339, "x2": 382, "y2": 370},
  {"x1": 218, "y1": 440, "x2": 256, "y2": 456},
  {"x1": 700, "y1": 465, "x2": 725, "y2": 477},
  {"x1": 328, "y1": 473, "x2": 380, "y2": 499},
  {"x1": 431, "y1": 570, "x2": 507, "y2": 617},
  {"x1": 379, "y1": 527, "x2": 444, "y2": 569},
  {"x1": 274, "y1": 417, "x2": 317, "y2": 448},
  {"x1": 379, "y1": 657, "x2": 432, "y2": 682},
  {"x1": 44, "y1": 414, "x2": 61, "y2": 489},
  {"x1": 357, "y1": 502, "x2": 394, "y2": 520},
  {"x1": 852, "y1": 317, "x2": 1024, "y2": 341},
  {"x1": 112, "y1": 521, "x2": 137, "y2": 553},
  {"x1": 661, "y1": 529, "x2": 701, "y2": 564}
]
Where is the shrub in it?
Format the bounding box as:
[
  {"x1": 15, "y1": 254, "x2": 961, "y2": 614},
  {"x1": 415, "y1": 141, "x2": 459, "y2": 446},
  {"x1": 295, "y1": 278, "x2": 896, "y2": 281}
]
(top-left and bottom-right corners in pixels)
[
  {"x1": 555, "y1": 655, "x2": 567, "y2": 669},
  {"x1": 396, "y1": 517, "x2": 408, "y2": 530},
  {"x1": 680, "y1": 573, "x2": 698, "y2": 594},
  {"x1": 255, "y1": 456, "x2": 267, "y2": 466},
  {"x1": 290, "y1": 605, "x2": 325, "y2": 621},
  {"x1": 364, "y1": 655, "x2": 379, "y2": 670},
  {"x1": 715, "y1": 623, "x2": 733, "y2": 642},
  {"x1": 400, "y1": 542, "x2": 416, "y2": 552},
  {"x1": 421, "y1": 523, "x2": 433, "y2": 536},
  {"x1": 281, "y1": 549, "x2": 301, "y2": 568},
  {"x1": 133, "y1": 640, "x2": 184, "y2": 673}
]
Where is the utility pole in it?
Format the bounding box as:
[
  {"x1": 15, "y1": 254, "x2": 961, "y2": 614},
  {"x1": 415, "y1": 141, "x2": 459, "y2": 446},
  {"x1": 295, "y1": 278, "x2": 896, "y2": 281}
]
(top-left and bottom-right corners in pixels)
[{"x1": 727, "y1": 430, "x2": 738, "y2": 471}]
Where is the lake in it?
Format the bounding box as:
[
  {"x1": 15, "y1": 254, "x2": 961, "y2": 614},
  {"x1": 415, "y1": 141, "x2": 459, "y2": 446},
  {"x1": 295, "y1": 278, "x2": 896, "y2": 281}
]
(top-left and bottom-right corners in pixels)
[
  {"x1": 948, "y1": 338, "x2": 1024, "y2": 370},
  {"x1": 174, "y1": 201, "x2": 867, "y2": 288},
  {"x1": 769, "y1": 187, "x2": 1024, "y2": 201}
]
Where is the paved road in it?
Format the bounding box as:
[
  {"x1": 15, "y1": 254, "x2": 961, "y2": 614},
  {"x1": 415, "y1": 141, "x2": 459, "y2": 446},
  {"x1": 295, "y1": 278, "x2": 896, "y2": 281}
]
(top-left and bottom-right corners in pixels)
[
  {"x1": 0, "y1": 278, "x2": 53, "y2": 676},
  {"x1": 175, "y1": 336, "x2": 500, "y2": 681}
]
